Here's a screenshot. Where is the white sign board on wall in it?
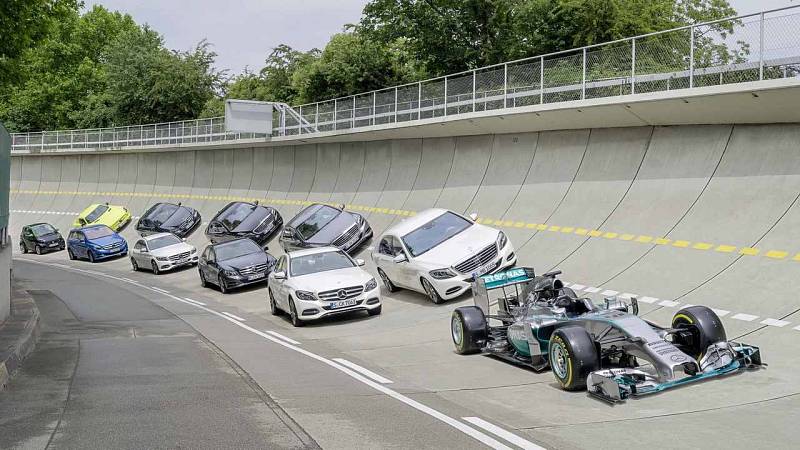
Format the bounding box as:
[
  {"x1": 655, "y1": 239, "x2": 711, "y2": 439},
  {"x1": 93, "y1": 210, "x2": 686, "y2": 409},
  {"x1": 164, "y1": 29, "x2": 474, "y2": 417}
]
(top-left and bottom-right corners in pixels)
[{"x1": 225, "y1": 100, "x2": 273, "y2": 135}]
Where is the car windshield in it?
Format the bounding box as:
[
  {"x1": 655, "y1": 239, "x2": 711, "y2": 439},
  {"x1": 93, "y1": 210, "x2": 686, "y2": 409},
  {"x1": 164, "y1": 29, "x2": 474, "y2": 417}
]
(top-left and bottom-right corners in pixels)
[
  {"x1": 83, "y1": 226, "x2": 114, "y2": 239},
  {"x1": 296, "y1": 205, "x2": 340, "y2": 240},
  {"x1": 30, "y1": 224, "x2": 56, "y2": 237},
  {"x1": 290, "y1": 250, "x2": 354, "y2": 277},
  {"x1": 215, "y1": 239, "x2": 262, "y2": 261},
  {"x1": 85, "y1": 205, "x2": 109, "y2": 222},
  {"x1": 145, "y1": 203, "x2": 178, "y2": 224},
  {"x1": 217, "y1": 203, "x2": 256, "y2": 230},
  {"x1": 148, "y1": 234, "x2": 182, "y2": 250},
  {"x1": 401, "y1": 212, "x2": 472, "y2": 257}
]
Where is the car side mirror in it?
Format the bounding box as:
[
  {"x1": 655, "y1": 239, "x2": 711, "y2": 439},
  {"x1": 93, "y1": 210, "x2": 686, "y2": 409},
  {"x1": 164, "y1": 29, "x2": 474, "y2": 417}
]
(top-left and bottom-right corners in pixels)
[
  {"x1": 356, "y1": 258, "x2": 365, "y2": 266},
  {"x1": 469, "y1": 212, "x2": 478, "y2": 221},
  {"x1": 273, "y1": 271, "x2": 287, "y2": 280},
  {"x1": 141, "y1": 248, "x2": 148, "y2": 253},
  {"x1": 281, "y1": 229, "x2": 293, "y2": 239},
  {"x1": 393, "y1": 254, "x2": 407, "y2": 263},
  {"x1": 181, "y1": 238, "x2": 187, "y2": 242}
]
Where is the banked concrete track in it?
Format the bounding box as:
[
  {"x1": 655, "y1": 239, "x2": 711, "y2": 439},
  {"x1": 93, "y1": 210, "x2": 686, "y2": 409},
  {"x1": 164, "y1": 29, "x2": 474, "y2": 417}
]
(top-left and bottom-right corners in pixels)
[{"x1": 9, "y1": 124, "x2": 800, "y2": 449}]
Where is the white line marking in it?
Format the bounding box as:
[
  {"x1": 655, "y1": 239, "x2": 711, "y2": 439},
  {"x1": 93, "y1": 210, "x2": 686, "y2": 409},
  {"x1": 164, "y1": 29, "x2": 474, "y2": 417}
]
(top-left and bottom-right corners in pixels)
[
  {"x1": 221, "y1": 312, "x2": 246, "y2": 321},
  {"x1": 265, "y1": 330, "x2": 300, "y2": 345},
  {"x1": 794, "y1": 325, "x2": 800, "y2": 331},
  {"x1": 712, "y1": 308, "x2": 730, "y2": 317},
  {"x1": 584, "y1": 286, "x2": 601, "y2": 293},
  {"x1": 332, "y1": 358, "x2": 394, "y2": 384},
  {"x1": 618, "y1": 293, "x2": 637, "y2": 299},
  {"x1": 150, "y1": 286, "x2": 170, "y2": 294},
  {"x1": 639, "y1": 296, "x2": 658, "y2": 304},
  {"x1": 119, "y1": 277, "x2": 135, "y2": 283},
  {"x1": 658, "y1": 300, "x2": 680, "y2": 307},
  {"x1": 182, "y1": 297, "x2": 206, "y2": 306},
  {"x1": 732, "y1": 313, "x2": 758, "y2": 322},
  {"x1": 600, "y1": 290, "x2": 618, "y2": 296},
  {"x1": 462, "y1": 417, "x2": 545, "y2": 450},
  {"x1": 569, "y1": 284, "x2": 585, "y2": 291},
  {"x1": 761, "y1": 318, "x2": 790, "y2": 328}
]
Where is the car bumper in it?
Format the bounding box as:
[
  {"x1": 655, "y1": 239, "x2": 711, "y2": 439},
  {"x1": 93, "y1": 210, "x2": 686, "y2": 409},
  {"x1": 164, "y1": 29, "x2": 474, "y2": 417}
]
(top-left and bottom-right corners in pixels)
[
  {"x1": 39, "y1": 242, "x2": 65, "y2": 253},
  {"x1": 222, "y1": 271, "x2": 270, "y2": 289},
  {"x1": 430, "y1": 244, "x2": 517, "y2": 300},
  {"x1": 155, "y1": 255, "x2": 199, "y2": 271},
  {"x1": 342, "y1": 227, "x2": 373, "y2": 253},
  {"x1": 93, "y1": 247, "x2": 128, "y2": 259},
  {"x1": 112, "y1": 213, "x2": 132, "y2": 231},
  {"x1": 295, "y1": 286, "x2": 381, "y2": 321}
]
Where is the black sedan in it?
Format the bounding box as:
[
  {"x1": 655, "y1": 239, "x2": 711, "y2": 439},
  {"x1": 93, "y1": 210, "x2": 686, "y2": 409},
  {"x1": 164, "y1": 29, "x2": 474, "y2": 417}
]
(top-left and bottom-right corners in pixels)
[
  {"x1": 19, "y1": 223, "x2": 65, "y2": 254},
  {"x1": 198, "y1": 238, "x2": 277, "y2": 293},
  {"x1": 279, "y1": 203, "x2": 372, "y2": 254},
  {"x1": 205, "y1": 201, "x2": 283, "y2": 247},
  {"x1": 136, "y1": 202, "x2": 201, "y2": 238}
]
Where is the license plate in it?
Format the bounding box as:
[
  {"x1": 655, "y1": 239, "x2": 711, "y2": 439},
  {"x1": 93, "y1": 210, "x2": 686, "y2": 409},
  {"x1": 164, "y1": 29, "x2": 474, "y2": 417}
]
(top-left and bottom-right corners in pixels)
[
  {"x1": 475, "y1": 261, "x2": 497, "y2": 276},
  {"x1": 49, "y1": 242, "x2": 59, "y2": 247},
  {"x1": 330, "y1": 299, "x2": 357, "y2": 309},
  {"x1": 343, "y1": 235, "x2": 359, "y2": 249},
  {"x1": 247, "y1": 273, "x2": 265, "y2": 281}
]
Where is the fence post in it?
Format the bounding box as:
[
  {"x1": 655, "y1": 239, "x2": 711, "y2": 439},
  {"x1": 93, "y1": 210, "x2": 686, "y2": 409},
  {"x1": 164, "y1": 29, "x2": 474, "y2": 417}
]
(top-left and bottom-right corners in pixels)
[
  {"x1": 334, "y1": 99, "x2": 338, "y2": 130},
  {"x1": 443, "y1": 77, "x2": 448, "y2": 116},
  {"x1": 299, "y1": 106, "x2": 303, "y2": 134},
  {"x1": 372, "y1": 92, "x2": 376, "y2": 126},
  {"x1": 689, "y1": 25, "x2": 695, "y2": 88},
  {"x1": 417, "y1": 82, "x2": 422, "y2": 120},
  {"x1": 394, "y1": 87, "x2": 398, "y2": 123},
  {"x1": 539, "y1": 56, "x2": 545, "y2": 104},
  {"x1": 472, "y1": 70, "x2": 477, "y2": 112},
  {"x1": 581, "y1": 47, "x2": 587, "y2": 100},
  {"x1": 503, "y1": 63, "x2": 508, "y2": 108},
  {"x1": 351, "y1": 96, "x2": 356, "y2": 129},
  {"x1": 315, "y1": 103, "x2": 319, "y2": 131},
  {"x1": 631, "y1": 38, "x2": 636, "y2": 94},
  {"x1": 759, "y1": 11, "x2": 765, "y2": 80}
]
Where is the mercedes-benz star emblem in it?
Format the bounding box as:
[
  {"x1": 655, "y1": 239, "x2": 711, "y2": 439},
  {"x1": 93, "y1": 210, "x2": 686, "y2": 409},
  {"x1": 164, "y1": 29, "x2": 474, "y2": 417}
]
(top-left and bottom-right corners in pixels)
[{"x1": 337, "y1": 289, "x2": 347, "y2": 299}]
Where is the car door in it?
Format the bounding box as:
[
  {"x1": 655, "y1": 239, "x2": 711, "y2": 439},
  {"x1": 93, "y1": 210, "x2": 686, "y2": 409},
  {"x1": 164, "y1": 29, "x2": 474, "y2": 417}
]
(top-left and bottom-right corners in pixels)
[
  {"x1": 280, "y1": 227, "x2": 301, "y2": 251},
  {"x1": 272, "y1": 256, "x2": 289, "y2": 308},
  {"x1": 390, "y1": 236, "x2": 417, "y2": 288},
  {"x1": 132, "y1": 240, "x2": 147, "y2": 265},
  {"x1": 205, "y1": 248, "x2": 220, "y2": 282},
  {"x1": 21, "y1": 227, "x2": 32, "y2": 250},
  {"x1": 374, "y1": 235, "x2": 397, "y2": 278},
  {"x1": 74, "y1": 232, "x2": 88, "y2": 257}
]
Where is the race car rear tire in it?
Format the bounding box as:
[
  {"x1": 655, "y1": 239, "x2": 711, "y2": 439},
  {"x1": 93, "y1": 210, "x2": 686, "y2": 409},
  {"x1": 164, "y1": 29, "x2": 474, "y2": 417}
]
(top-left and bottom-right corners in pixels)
[
  {"x1": 549, "y1": 326, "x2": 599, "y2": 391},
  {"x1": 672, "y1": 306, "x2": 726, "y2": 360},
  {"x1": 451, "y1": 306, "x2": 487, "y2": 355}
]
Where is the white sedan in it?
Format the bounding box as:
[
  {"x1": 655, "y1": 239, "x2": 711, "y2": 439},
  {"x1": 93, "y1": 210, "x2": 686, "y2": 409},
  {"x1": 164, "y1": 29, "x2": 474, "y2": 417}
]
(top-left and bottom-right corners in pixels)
[
  {"x1": 268, "y1": 247, "x2": 381, "y2": 327},
  {"x1": 130, "y1": 232, "x2": 198, "y2": 274},
  {"x1": 371, "y1": 208, "x2": 516, "y2": 303}
]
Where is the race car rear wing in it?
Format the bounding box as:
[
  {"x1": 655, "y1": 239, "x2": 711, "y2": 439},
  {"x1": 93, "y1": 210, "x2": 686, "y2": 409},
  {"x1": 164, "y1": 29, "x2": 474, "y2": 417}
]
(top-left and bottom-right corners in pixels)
[{"x1": 472, "y1": 267, "x2": 535, "y2": 315}]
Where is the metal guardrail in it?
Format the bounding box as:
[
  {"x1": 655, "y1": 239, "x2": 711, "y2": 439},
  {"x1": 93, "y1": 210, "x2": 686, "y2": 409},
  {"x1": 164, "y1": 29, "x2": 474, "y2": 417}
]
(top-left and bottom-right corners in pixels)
[{"x1": 10, "y1": 5, "x2": 800, "y2": 153}]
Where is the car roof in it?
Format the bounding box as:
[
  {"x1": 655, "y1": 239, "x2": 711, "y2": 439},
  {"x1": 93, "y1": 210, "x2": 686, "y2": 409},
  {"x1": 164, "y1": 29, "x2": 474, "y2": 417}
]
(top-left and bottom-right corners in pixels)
[
  {"x1": 142, "y1": 232, "x2": 177, "y2": 241},
  {"x1": 286, "y1": 246, "x2": 343, "y2": 258},
  {"x1": 76, "y1": 224, "x2": 112, "y2": 231},
  {"x1": 382, "y1": 208, "x2": 453, "y2": 237},
  {"x1": 210, "y1": 237, "x2": 254, "y2": 248},
  {"x1": 286, "y1": 203, "x2": 342, "y2": 227},
  {"x1": 27, "y1": 222, "x2": 52, "y2": 227}
]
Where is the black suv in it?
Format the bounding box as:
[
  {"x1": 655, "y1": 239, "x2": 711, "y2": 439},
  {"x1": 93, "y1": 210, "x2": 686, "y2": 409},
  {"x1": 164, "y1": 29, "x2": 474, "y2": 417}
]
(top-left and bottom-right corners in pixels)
[
  {"x1": 205, "y1": 201, "x2": 283, "y2": 246},
  {"x1": 198, "y1": 238, "x2": 277, "y2": 293},
  {"x1": 136, "y1": 202, "x2": 202, "y2": 238},
  {"x1": 279, "y1": 203, "x2": 372, "y2": 254},
  {"x1": 19, "y1": 223, "x2": 65, "y2": 254}
]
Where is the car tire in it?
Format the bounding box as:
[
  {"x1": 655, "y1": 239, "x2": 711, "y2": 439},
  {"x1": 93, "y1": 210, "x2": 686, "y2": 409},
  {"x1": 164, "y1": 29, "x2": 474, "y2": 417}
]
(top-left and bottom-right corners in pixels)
[
  {"x1": 377, "y1": 269, "x2": 399, "y2": 293},
  {"x1": 68, "y1": 249, "x2": 75, "y2": 260},
  {"x1": 368, "y1": 305, "x2": 382, "y2": 316},
  {"x1": 151, "y1": 261, "x2": 160, "y2": 275},
  {"x1": 218, "y1": 275, "x2": 229, "y2": 294},
  {"x1": 289, "y1": 297, "x2": 304, "y2": 327},
  {"x1": 421, "y1": 278, "x2": 443, "y2": 304},
  {"x1": 20, "y1": 242, "x2": 27, "y2": 254},
  {"x1": 452, "y1": 306, "x2": 487, "y2": 354},
  {"x1": 131, "y1": 258, "x2": 139, "y2": 271},
  {"x1": 549, "y1": 326, "x2": 599, "y2": 391},
  {"x1": 199, "y1": 271, "x2": 207, "y2": 288},
  {"x1": 672, "y1": 306, "x2": 726, "y2": 360},
  {"x1": 269, "y1": 289, "x2": 280, "y2": 316},
  {"x1": 35, "y1": 245, "x2": 42, "y2": 255},
  {"x1": 88, "y1": 251, "x2": 95, "y2": 263}
]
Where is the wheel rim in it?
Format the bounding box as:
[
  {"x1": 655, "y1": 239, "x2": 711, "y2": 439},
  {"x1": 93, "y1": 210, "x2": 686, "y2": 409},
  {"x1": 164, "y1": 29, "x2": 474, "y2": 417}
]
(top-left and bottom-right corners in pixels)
[
  {"x1": 36, "y1": 246, "x2": 41, "y2": 254},
  {"x1": 269, "y1": 290, "x2": 276, "y2": 311},
  {"x1": 290, "y1": 301, "x2": 297, "y2": 322},
  {"x1": 379, "y1": 270, "x2": 391, "y2": 289},
  {"x1": 131, "y1": 259, "x2": 137, "y2": 269},
  {"x1": 219, "y1": 277, "x2": 226, "y2": 291},
  {"x1": 423, "y1": 280, "x2": 436, "y2": 301},
  {"x1": 451, "y1": 315, "x2": 463, "y2": 346},
  {"x1": 551, "y1": 342, "x2": 569, "y2": 379},
  {"x1": 20, "y1": 243, "x2": 25, "y2": 252}
]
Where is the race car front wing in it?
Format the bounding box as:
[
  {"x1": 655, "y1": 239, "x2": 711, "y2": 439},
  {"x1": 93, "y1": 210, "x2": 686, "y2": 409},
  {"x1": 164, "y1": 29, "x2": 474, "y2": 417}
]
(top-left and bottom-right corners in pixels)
[{"x1": 587, "y1": 341, "x2": 764, "y2": 403}]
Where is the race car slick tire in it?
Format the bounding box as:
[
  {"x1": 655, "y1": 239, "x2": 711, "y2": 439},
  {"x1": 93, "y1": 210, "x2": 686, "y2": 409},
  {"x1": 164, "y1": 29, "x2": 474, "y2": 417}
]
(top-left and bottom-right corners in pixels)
[
  {"x1": 452, "y1": 306, "x2": 487, "y2": 355},
  {"x1": 549, "y1": 326, "x2": 599, "y2": 391},
  {"x1": 672, "y1": 306, "x2": 726, "y2": 360}
]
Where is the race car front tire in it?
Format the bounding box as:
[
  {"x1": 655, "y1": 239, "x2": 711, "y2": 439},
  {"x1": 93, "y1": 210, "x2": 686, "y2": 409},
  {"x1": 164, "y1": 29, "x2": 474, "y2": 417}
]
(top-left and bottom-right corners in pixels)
[
  {"x1": 672, "y1": 306, "x2": 726, "y2": 360},
  {"x1": 452, "y1": 306, "x2": 487, "y2": 355},
  {"x1": 549, "y1": 326, "x2": 599, "y2": 391}
]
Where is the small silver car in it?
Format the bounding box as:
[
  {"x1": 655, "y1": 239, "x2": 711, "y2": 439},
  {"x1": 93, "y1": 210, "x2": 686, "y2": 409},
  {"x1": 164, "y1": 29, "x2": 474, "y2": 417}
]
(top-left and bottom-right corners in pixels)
[{"x1": 130, "y1": 232, "x2": 198, "y2": 274}]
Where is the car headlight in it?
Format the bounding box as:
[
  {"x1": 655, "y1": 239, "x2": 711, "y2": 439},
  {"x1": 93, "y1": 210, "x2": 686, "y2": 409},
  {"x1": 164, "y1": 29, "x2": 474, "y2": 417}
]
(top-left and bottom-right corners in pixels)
[
  {"x1": 295, "y1": 290, "x2": 316, "y2": 301},
  {"x1": 156, "y1": 256, "x2": 169, "y2": 261},
  {"x1": 223, "y1": 269, "x2": 239, "y2": 277},
  {"x1": 365, "y1": 278, "x2": 377, "y2": 291},
  {"x1": 190, "y1": 248, "x2": 197, "y2": 254},
  {"x1": 496, "y1": 231, "x2": 508, "y2": 249},
  {"x1": 429, "y1": 268, "x2": 456, "y2": 280}
]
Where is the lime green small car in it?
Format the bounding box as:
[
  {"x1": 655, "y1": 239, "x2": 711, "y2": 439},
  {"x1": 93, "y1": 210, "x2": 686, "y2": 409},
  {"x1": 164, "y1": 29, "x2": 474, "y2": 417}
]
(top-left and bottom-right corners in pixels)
[{"x1": 73, "y1": 203, "x2": 132, "y2": 231}]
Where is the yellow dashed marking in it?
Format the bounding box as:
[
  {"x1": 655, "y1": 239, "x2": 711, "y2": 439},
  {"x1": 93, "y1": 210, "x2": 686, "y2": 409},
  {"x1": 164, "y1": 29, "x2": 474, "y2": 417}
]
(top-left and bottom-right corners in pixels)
[
  {"x1": 765, "y1": 250, "x2": 788, "y2": 259},
  {"x1": 574, "y1": 228, "x2": 588, "y2": 236},
  {"x1": 560, "y1": 227, "x2": 574, "y2": 233},
  {"x1": 588, "y1": 230, "x2": 602, "y2": 237},
  {"x1": 602, "y1": 232, "x2": 618, "y2": 239},
  {"x1": 513, "y1": 222, "x2": 525, "y2": 228},
  {"x1": 636, "y1": 235, "x2": 653, "y2": 243},
  {"x1": 654, "y1": 238, "x2": 671, "y2": 245},
  {"x1": 793, "y1": 253, "x2": 800, "y2": 261},
  {"x1": 672, "y1": 240, "x2": 691, "y2": 248},
  {"x1": 549, "y1": 225, "x2": 561, "y2": 232},
  {"x1": 493, "y1": 220, "x2": 504, "y2": 226},
  {"x1": 526, "y1": 223, "x2": 538, "y2": 229},
  {"x1": 536, "y1": 224, "x2": 548, "y2": 231},
  {"x1": 739, "y1": 247, "x2": 759, "y2": 256},
  {"x1": 619, "y1": 234, "x2": 635, "y2": 241},
  {"x1": 693, "y1": 242, "x2": 713, "y2": 250},
  {"x1": 715, "y1": 245, "x2": 737, "y2": 253}
]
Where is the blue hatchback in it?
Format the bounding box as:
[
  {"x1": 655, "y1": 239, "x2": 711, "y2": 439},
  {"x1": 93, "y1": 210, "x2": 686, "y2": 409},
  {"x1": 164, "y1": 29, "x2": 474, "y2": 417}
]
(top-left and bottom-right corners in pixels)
[{"x1": 67, "y1": 224, "x2": 128, "y2": 262}]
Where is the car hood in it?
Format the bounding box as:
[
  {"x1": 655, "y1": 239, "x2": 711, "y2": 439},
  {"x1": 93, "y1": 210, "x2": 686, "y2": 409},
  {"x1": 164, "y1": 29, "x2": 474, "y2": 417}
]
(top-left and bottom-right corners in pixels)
[
  {"x1": 305, "y1": 212, "x2": 358, "y2": 245},
  {"x1": 410, "y1": 224, "x2": 499, "y2": 267},
  {"x1": 88, "y1": 235, "x2": 125, "y2": 246},
  {"x1": 291, "y1": 267, "x2": 372, "y2": 293},
  {"x1": 232, "y1": 208, "x2": 273, "y2": 232},
  {"x1": 36, "y1": 232, "x2": 62, "y2": 243},
  {"x1": 219, "y1": 252, "x2": 272, "y2": 270},
  {"x1": 161, "y1": 208, "x2": 197, "y2": 228},
  {"x1": 150, "y1": 242, "x2": 195, "y2": 257}
]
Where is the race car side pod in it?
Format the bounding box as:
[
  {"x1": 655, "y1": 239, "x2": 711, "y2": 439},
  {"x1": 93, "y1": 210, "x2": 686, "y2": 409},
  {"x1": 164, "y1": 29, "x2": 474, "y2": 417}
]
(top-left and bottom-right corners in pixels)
[{"x1": 586, "y1": 342, "x2": 764, "y2": 403}]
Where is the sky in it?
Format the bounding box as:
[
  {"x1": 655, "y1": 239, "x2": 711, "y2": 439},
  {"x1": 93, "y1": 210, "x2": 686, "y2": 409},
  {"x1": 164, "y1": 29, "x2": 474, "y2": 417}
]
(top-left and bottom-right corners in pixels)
[{"x1": 85, "y1": 0, "x2": 795, "y2": 75}]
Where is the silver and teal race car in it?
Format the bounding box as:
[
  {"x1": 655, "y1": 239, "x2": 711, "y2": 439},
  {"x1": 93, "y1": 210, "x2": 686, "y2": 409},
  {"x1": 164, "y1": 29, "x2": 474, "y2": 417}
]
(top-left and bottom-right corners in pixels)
[{"x1": 451, "y1": 267, "x2": 764, "y2": 402}]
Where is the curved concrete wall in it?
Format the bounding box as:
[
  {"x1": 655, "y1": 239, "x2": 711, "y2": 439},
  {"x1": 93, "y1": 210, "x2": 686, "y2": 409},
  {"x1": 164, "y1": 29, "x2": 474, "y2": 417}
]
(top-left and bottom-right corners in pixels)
[{"x1": 10, "y1": 124, "x2": 800, "y2": 340}]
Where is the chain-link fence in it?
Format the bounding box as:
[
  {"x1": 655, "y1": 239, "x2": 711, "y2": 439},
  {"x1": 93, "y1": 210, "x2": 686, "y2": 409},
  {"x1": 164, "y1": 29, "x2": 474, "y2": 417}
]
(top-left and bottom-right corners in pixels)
[{"x1": 12, "y1": 6, "x2": 800, "y2": 153}]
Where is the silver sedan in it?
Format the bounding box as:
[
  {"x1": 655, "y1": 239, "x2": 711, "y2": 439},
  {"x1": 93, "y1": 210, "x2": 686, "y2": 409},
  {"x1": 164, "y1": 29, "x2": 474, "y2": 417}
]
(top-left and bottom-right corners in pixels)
[{"x1": 130, "y1": 232, "x2": 198, "y2": 274}]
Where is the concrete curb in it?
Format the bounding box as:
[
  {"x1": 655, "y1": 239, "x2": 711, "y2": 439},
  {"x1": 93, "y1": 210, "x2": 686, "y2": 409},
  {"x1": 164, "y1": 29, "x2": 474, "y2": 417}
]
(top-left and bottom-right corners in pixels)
[{"x1": 0, "y1": 284, "x2": 41, "y2": 391}]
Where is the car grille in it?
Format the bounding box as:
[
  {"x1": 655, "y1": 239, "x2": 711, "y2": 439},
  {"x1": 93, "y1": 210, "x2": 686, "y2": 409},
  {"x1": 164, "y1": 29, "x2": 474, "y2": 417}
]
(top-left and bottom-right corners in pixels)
[
  {"x1": 253, "y1": 216, "x2": 275, "y2": 233},
  {"x1": 454, "y1": 244, "x2": 499, "y2": 274},
  {"x1": 238, "y1": 263, "x2": 270, "y2": 275},
  {"x1": 103, "y1": 242, "x2": 123, "y2": 250},
  {"x1": 169, "y1": 251, "x2": 191, "y2": 261},
  {"x1": 331, "y1": 224, "x2": 359, "y2": 248},
  {"x1": 318, "y1": 285, "x2": 364, "y2": 301}
]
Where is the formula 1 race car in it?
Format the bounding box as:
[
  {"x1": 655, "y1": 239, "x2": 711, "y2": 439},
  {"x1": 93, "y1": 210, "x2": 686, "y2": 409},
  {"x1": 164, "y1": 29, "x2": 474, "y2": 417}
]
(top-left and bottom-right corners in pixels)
[{"x1": 451, "y1": 268, "x2": 764, "y2": 402}]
